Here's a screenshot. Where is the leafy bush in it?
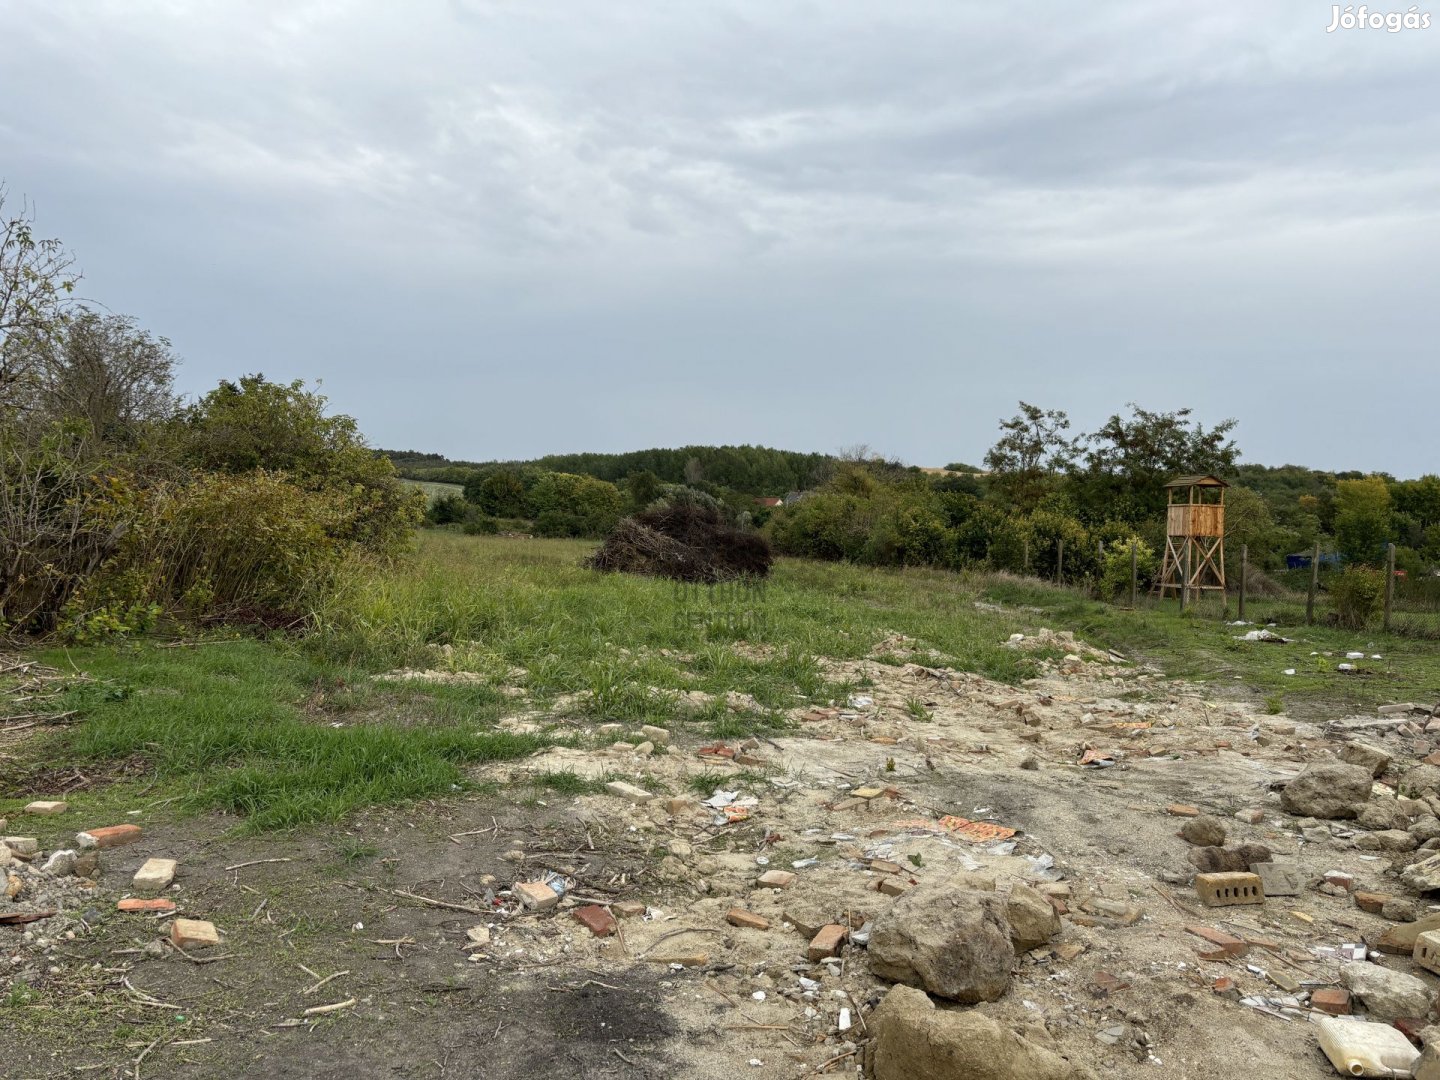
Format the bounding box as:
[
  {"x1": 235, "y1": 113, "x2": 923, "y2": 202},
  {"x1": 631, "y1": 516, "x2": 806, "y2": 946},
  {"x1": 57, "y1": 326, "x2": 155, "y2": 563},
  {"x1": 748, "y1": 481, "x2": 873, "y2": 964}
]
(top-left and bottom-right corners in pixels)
[
  {"x1": 1330, "y1": 565, "x2": 1385, "y2": 630},
  {"x1": 525, "y1": 472, "x2": 625, "y2": 537},
  {"x1": 1099, "y1": 536, "x2": 1158, "y2": 599}
]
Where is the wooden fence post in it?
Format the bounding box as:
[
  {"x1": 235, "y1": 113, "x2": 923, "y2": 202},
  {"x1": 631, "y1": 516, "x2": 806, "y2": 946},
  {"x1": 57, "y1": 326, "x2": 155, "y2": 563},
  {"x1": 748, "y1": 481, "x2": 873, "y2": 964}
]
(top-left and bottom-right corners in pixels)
[
  {"x1": 1385, "y1": 543, "x2": 1396, "y2": 632},
  {"x1": 1023, "y1": 536, "x2": 1029, "y2": 574},
  {"x1": 1307, "y1": 542, "x2": 1320, "y2": 625},
  {"x1": 1239, "y1": 544, "x2": 1247, "y2": 623},
  {"x1": 1181, "y1": 542, "x2": 1190, "y2": 612},
  {"x1": 1056, "y1": 537, "x2": 1065, "y2": 584},
  {"x1": 1130, "y1": 542, "x2": 1138, "y2": 609}
]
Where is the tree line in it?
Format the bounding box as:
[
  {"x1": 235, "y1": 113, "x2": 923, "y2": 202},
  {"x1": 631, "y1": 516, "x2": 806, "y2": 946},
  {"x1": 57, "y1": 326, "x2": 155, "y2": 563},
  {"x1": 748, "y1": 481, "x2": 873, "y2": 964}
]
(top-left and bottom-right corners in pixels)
[{"x1": 0, "y1": 187, "x2": 421, "y2": 637}]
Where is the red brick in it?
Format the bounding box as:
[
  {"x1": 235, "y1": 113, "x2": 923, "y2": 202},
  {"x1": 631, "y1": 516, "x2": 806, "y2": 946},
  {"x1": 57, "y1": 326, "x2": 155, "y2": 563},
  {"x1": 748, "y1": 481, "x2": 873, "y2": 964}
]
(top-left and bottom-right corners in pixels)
[
  {"x1": 1355, "y1": 891, "x2": 1390, "y2": 914},
  {"x1": 1324, "y1": 871, "x2": 1356, "y2": 892},
  {"x1": 573, "y1": 905, "x2": 617, "y2": 937},
  {"x1": 76, "y1": 824, "x2": 142, "y2": 850},
  {"x1": 1212, "y1": 976, "x2": 1236, "y2": 993},
  {"x1": 1395, "y1": 1016, "x2": 1427, "y2": 1046},
  {"x1": 1311, "y1": 988, "x2": 1351, "y2": 1015},
  {"x1": 116, "y1": 898, "x2": 175, "y2": 913},
  {"x1": 1184, "y1": 925, "x2": 1249, "y2": 957},
  {"x1": 1166, "y1": 804, "x2": 1201, "y2": 817},
  {"x1": 807, "y1": 924, "x2": 848, "y2": 961},
  {"x1": 725, "y1": 908, "x2": 771, "y2": 931}
]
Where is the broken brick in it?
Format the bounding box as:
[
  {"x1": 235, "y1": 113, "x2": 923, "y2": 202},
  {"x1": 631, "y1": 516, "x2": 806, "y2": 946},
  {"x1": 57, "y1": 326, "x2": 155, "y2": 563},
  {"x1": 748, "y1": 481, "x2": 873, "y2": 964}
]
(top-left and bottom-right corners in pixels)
[
  {"x1": 75, "y1": 824, "x2": 142, "y2": 850},
  {"x1": 1323, "y1": 870, "x2": 1356, "y2": 892},
  {"x1": 876, "y1": 877, "x2": 909, "y2": 897},
  {"x1": 603, "y1": 781, "x2": 653, "y2": 804},
  {"x1": 1234, "y1": 809, "x2": 1265, "y2": 825},
  {"x1": 574, "y1": 905, "x2": 617, "y2": 937},
  {"x1": 613, "y1": 901, "x2": 647, "y2": 919},
  {"x1": 807, "y1": 924, "x2": 848, "y2": 961},
  {"x1": 1354, "y1": 891, "x2": 1390, "y2": 914},
  {"x1": 757, "y1": 870, "x2": 795, "y2": 889},
  {"x1": 170, "y1": 918, "x2": 219, "y2": 950},
  {"x1": 514, "y1": 881, "x2": 560, "y2": 910},
  {"x1": 1185, "y1": 925, "x2": 1249, "y2": 958},
  {"x1": 1310, "y1": 988, "x2": 1351, "y2": 1016},
  {"x1": 1091, "y1": 970, "x2": 1130, "y2": 996},
  {"x1": 117, "y1": 898, "x2": 176, "y2": 913},
  {"x1": 23, "y1": 800, "x2": 68, "y2": 815},
  {"x1": 1166, "y1": 804, "x2": 1201, "y2": 817},
  {"x1": 133, "y1": 858, "x2": 177, "y2": 897},
  {"x1": 725, "y1": 908, "x2": 771, "y2": 931},
  {"x1": 1212, "y1": 976, "x2": 1237, "y2": 994}
]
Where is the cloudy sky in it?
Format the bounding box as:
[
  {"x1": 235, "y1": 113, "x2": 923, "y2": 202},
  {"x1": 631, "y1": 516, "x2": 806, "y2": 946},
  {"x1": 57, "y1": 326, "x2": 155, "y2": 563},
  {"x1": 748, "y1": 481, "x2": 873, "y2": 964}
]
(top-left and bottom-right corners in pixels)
[{"x1": 2, "y1": 1, "x2": 1437, "y2": 473}]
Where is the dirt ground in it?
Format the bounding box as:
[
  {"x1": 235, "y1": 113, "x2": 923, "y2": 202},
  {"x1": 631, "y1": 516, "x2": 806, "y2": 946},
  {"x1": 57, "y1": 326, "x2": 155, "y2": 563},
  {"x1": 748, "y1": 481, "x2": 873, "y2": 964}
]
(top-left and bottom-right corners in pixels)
[{"x1": 6, "y1": 628, "x2": 1439, "y2": 1079}]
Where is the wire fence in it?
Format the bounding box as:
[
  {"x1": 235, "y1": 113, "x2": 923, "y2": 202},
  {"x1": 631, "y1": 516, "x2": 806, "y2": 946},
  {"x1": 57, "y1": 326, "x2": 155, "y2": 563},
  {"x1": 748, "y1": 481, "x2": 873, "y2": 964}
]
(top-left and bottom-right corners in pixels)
[{"x1": 1034, "y1": 540, "x2": 1440, "y2": 638}]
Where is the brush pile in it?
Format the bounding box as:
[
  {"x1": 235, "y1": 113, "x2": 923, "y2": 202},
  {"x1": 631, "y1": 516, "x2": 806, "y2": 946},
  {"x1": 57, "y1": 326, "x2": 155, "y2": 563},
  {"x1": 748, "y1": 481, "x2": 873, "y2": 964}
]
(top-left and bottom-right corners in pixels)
[{"x1": 588, "y1": 502, "x2": 772, "y2": 583}]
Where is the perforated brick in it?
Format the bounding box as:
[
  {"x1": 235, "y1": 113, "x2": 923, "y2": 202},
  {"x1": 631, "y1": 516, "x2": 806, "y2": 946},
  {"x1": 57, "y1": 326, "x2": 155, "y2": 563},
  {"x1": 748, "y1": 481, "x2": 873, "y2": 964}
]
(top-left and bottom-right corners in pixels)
[
  {"x1": 1194, "y1": 871, "x2": 1264, "y2": 908},
  {"x1": 1413, "y1": 929, "x2": 1440, "y2": 976}
]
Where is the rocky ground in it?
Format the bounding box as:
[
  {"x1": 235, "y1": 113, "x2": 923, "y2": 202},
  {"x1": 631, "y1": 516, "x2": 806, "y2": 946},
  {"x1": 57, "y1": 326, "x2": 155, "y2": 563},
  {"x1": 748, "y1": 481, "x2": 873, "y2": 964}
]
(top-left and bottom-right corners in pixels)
[{"x1": 7, "y1": 627, "x2": 1440, "y2": 1078}]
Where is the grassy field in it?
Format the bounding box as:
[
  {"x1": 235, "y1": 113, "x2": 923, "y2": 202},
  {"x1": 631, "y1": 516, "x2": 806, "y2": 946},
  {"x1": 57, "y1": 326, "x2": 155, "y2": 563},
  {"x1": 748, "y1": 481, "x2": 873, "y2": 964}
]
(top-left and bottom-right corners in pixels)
[
  {"x1": 397, "y1": 477, "x2": 465, "y2": 504},
  {"x1": 5, "y1": 530, "x2": 1437, "y2": 835}
]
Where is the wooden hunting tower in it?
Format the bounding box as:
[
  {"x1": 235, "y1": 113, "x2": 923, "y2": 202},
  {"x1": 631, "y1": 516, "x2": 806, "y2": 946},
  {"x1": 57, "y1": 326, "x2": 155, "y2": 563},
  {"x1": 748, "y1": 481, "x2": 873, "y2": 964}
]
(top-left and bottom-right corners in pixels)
[{"x1": 1155, "y1": 475, "x2": 1227, "y2": 599}]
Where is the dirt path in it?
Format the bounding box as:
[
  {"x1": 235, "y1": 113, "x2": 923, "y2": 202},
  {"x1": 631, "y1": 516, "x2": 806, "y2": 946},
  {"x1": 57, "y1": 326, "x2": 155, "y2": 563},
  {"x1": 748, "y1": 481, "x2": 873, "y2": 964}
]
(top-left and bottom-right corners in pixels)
[{"x1": 6, "y1": 630, "x2": 1437, "y2": 1078}]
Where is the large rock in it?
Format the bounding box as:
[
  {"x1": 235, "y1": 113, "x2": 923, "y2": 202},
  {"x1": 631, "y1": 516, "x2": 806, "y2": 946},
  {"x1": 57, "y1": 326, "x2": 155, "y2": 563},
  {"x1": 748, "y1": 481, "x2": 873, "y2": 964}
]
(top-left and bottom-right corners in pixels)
[
  {"x1": 1340, "y1": 961, "x2": 1434, "y2": 1021},
  {"x1": 1358, "y1": 801, "x2": 1414, "y2": 831},
  {"x1": 1282, "y1": 762, "x2": 1372, "y2": 819},
  {"x1": 1402, "y1": 852, "x2": 1440, "y2": 894},
  {"x1": 1341, "y1": 742, "x2": 1393, "y2": 778},
  {"x1": 1186, "y1": 844, "x2": 1272, "y2": 874},
  {"x1": 1399, "y1": 765, "x2": 1440, "y2": 799},
  {"x1": 1005, "y1": 883, "x2": 1061, "y2": 951},
  {"x1": 866, "y1": 985, "x2": 1098, "y2": 1080},
  {"x1": 869, "y1": 883, "x2": 1014, "y2": 1003},
  {"x1": 1179, "y1": 816, "x2": 1226, "y2": 847},
  {"x1": 1356, "y1": 829, "x2": 1419, "y2": 853}
]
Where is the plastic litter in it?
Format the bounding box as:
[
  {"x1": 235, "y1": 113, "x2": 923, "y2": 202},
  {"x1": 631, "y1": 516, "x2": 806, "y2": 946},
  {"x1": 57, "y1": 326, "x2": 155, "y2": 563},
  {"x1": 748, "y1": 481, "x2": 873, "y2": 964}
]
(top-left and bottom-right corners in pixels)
[{"x1": 1315, "y1": 1015, "x2": 1420, "y2": 1077}]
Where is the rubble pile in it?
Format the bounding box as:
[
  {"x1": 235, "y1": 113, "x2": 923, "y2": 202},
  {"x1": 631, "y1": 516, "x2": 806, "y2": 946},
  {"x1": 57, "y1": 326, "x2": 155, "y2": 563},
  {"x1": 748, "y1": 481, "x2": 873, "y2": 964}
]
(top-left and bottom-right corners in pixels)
[{"x1": 464, "y1": 626, "x2": 1440, "y2": 1077}]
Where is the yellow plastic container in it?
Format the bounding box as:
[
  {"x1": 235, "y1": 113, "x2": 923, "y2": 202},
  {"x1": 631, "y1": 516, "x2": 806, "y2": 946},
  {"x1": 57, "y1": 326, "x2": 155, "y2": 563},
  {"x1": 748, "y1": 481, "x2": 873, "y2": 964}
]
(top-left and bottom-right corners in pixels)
[{"x1": 1316, "y1": 1017, "x2": 1421, "y2": 1077}]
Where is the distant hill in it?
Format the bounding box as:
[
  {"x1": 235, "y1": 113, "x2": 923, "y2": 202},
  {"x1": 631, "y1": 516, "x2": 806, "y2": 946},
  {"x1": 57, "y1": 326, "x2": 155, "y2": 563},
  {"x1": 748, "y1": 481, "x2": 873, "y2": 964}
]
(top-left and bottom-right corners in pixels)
[{"x1": 377, "y1": 444, "x2": 836, "y2": 496}]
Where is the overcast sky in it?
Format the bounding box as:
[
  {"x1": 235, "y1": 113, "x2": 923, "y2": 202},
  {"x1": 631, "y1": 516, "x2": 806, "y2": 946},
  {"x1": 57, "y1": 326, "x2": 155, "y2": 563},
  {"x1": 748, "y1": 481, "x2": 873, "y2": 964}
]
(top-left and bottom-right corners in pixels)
[{"x1": 3, "y1": 1, "x2": 1437, "y2": 473}]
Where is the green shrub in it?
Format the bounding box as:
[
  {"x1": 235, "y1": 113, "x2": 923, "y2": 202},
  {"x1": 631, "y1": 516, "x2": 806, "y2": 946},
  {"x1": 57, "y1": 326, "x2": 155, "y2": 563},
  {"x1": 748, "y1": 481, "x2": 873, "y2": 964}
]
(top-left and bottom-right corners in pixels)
[
  {"x1": 1099, "y1": 536, "x2": 1158, "y2": 600},
  {"x1": 1330, "y1": 564, "x2": 1385, "y2": 630},
  {"x1": 526, "y1": 472, "x2": 625, "y2": 537}
]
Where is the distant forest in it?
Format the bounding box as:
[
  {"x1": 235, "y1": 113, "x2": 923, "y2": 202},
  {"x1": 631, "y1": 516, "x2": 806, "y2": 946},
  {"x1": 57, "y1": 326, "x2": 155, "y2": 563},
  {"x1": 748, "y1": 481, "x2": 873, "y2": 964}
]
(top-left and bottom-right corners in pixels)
[{"x1": 381, "y1": 444, "x2": 835, "y2": 496}]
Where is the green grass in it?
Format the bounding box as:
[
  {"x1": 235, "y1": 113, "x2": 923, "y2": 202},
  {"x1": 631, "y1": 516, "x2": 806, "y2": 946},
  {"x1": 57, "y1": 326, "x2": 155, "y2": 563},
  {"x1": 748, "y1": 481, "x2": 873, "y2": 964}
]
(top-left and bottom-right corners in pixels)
[
  {"x1": 6, "y1": 640, "x2": 554, "y2": 832},
  {"x1": 974, "y1": 574, "x2": 1440, "y2": 712},
  {"x1": 398, "y1": 478, "x2": 465, "y2": 505},
  {"x1": 13, "y1": 531, "x2": 1434, "y2": 834}
]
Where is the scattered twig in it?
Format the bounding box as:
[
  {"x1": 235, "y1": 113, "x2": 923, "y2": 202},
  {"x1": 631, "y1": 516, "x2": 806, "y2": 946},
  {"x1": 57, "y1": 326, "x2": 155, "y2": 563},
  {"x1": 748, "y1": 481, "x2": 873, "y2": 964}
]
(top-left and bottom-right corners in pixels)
[
  {"x1": 224, "y1": 858, "x2": 293, "y2": 872},
  {"x1": 303, "y1": 997, "x2": 356, "y2": 1016},
  {"x1": 390, "y1": 889, "x2": 486, "y2": 915},
  {"x1": 303, "y1": 970, "x2": 350, "y2": 996},
  {"x1": 133, "y1": 1036, "x2": 162, "y2": 1080},
  {"x1": 636, "y1": 927, "x2": 723, "y2": 958}
]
